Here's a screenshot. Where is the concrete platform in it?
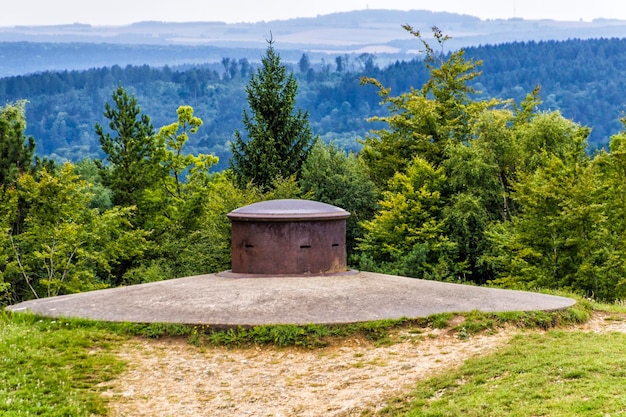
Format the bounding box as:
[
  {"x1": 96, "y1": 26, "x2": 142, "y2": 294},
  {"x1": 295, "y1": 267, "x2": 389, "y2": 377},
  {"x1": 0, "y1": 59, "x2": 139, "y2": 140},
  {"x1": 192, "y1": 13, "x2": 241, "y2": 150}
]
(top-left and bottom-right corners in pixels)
[{"x1": 6, "y1": 271, "x2": 576, "y2": 326}]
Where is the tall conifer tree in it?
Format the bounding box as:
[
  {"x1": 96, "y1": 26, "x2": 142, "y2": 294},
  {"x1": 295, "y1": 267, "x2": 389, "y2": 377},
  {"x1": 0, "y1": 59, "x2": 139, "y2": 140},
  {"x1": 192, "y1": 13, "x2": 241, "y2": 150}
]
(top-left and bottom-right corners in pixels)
[{"x1": 230, "y1": 38, "x2": 313, "y2": 190}]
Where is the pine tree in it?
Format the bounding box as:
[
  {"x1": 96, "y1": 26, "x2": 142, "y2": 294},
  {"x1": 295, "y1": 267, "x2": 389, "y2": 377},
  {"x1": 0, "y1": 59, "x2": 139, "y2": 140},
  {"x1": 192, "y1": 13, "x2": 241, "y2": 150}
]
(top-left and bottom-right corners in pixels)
[
  {"x1": 0, "y1": 101, "x2": 35, "y2": 188},
  {"x1": 229, "y1": 38, "x2": 314, "y2": 190},
  {"x1": 95, "y1": 85, "x2": 161, "y2": 209}
]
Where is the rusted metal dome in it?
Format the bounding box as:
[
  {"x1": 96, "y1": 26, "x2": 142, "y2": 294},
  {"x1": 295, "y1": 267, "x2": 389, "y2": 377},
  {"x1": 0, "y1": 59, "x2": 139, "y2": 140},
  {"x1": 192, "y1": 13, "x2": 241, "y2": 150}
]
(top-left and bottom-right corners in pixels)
[{"x1": 227, "y1": 199, "x2": 350, "y2": 275}]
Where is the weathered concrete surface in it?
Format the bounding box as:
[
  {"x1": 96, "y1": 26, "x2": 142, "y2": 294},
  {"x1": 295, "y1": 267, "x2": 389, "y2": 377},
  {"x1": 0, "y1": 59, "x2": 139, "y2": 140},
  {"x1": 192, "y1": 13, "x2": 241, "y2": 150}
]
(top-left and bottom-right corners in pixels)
[{"x1": 7, "y1": 272, "x2": 576, "y2": 326}]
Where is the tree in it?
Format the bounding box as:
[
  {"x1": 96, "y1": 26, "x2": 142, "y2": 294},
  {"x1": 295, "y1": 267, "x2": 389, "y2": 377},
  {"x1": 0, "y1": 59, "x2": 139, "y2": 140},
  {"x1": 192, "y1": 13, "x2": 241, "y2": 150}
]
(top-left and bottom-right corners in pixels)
[
  {"x1": 144, "y1": 105, "x2": 218, "y2": 233},
  {"x1": 0, "y1": 101, "x2": 35, "y2": 188},
  {"x1": 483, "y1": 156, "x2": 612, "y2": 296},
  {"x1": 156, "y1": 106, "x2": 216, "y2": 198},
  {"x1": 300, "y1": 141, "x2": 378, "y2": 256},
  {"x1": 360, "y1": 26, "x2": 496, "y2": 186},
  {"x1": 357, "y1": 156, "x2": 459, "y2": 280},
  {"x1": 357, "y1": 27, "x2": 503, "y2": 282},
  {"x1": 118, "y1": 106, "x2": 221, "y2": 283},
  {"x1": 441, "y1": 108, "x2": 522, "y2": 281},
  {"x1": 73, "y1": 158, "x2": 113, "y2": 211},
  {"x1": 0, "y1": 188, "x2": 15, "y2": 304},
  {"x1": 150, "y1": 173, "x2": 256, "y2": 279},
  {"x1": 95, "y1": 85, "x2": 161, "y2": 210},
  {"x1": 3, "y1": 164, "x2": 148, "y2": 302},
  {"x1": 229, "y1": 37, "x2": 314, "y2": 190},
  {"x1": 0, "y1": 101, "x2": 55, "y2": 237},
  {"x1": 335, "y1": 56, "x2": 345, "y2": 73},
  {"x1": 578, "y1": 120, "x2": 626, "y2": 300},
  {"x1": 477, "y1": 108, "x2": 626, "y2": 298},
  {"x1": 298, "y1": 53, "x2": 310, "y2": 74}
]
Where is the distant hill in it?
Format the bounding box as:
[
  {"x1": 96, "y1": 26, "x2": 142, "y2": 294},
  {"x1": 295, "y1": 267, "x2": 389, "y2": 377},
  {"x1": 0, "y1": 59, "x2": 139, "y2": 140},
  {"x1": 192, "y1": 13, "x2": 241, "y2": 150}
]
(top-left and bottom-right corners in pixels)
[{"x1": 1, "y1": 9, "x2": 626, "y2": 77}]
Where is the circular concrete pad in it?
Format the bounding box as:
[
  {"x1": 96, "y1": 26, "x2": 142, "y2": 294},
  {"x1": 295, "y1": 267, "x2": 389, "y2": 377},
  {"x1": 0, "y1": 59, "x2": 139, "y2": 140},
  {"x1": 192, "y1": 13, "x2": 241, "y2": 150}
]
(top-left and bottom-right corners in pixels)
[{"x1": 7, "y1": 272, "x2": 575, "y2": 326}]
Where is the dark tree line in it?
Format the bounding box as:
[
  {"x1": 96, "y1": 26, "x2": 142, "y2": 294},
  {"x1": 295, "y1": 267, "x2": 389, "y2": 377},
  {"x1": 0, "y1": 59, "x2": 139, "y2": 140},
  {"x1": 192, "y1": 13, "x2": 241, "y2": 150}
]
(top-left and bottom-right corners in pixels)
[{"x1": 2, "y1": 37, "x2": 626, "y2": 166}]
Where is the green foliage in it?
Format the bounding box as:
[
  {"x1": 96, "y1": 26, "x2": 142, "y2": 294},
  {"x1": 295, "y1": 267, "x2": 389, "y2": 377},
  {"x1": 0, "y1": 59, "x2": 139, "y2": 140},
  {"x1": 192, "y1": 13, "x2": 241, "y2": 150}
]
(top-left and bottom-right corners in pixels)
[
  {"x1": 142, "y1": 105, "x2": 218, "y2": 232},
  {"x1": 103, "y1": 103, "x2": 224, "y2": 283},
  {"x1": 189, "y1": 319, "x2": 411, "y2": 348},
  {"x1": 482, "y1": 139, "x2": 626, "y2": 300},
  {"x1": 121, "y1": 321, "x2": 192, "y2": 339},
  {"x1": 360, "y1": 26, "x2": 497, "y2": 187},
  {"x1": 120, "y1": 258, "x2": 174, "y2": 286},
  {"x1": 2, "y1": 164, "x2": 148, "y2": 302},
  {"x1": 95, "y1": 85, "x2": 161, "y2": 212},
  {"x1": 300, "y1": 140, "x2": 379, "y2": 255},
  {"x1": 72, "y1": 158, "x2": 113, "y2": 211},
  {"x1": 359, "y1": 90, "x2": 440, "y2": 186},
  {"x1": 0, "y1": 101, "x2": 35, "y2": 188},
  {"x1": 230, "y1": 38, "x2": 314, "y2": 190},
  {"x1": 150, "y1": 172, "x2": 253, "y2": 276},
  {"x1": 452, "y1": 301, "x2": 592, "y2": 338},
  {"x1": 515, "y1": 111, "x2": 590, "y2": 174},
  {"x1": 357, "y1": 26, "x2": 617, "y2": 297},
  {"x1": 0, "y1": 197, "x2": 13, "y2": 305},
  {"x1": 155, "y1": 105, "x2": 218, "y2": 199},
  {"x1": 409, "y1": 25, "x2": 485, "y2": 143},
  {"x1": 357, "y1": 156, "x2": 460, "y2": 280},
  {"x1": 357, "y1": 28, "x2": 513, "y2": 283}
]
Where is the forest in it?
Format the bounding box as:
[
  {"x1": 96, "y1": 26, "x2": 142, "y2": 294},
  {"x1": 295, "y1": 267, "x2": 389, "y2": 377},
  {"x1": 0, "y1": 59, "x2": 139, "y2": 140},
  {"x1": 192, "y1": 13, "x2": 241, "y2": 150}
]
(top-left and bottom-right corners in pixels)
[
  {"x1": 3, "y1": 27, "x2": 626, "y2": 306},
  {"x1": 2, "y1": 37, "x2": 626, "y2": 170}
]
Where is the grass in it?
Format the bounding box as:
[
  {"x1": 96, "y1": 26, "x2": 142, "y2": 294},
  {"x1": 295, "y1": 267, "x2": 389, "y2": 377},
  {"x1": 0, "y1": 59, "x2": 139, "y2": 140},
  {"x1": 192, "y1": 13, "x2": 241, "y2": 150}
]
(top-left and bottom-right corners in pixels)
[
  {"x1": 185, "y1": 305, "x2": 591, "y2": 349},
  {"x1": 0, "y1": 311, "x2": 126, "y2": 416},
  {"x1": 376, "y1": 299, "x2": 626, "y2": 416},
  {"x1": 379, "y1": 330, "x2": 626, "y2": 416},
  {"x1": 186, "y1": 315, "x2": 458, "y2": 348}
]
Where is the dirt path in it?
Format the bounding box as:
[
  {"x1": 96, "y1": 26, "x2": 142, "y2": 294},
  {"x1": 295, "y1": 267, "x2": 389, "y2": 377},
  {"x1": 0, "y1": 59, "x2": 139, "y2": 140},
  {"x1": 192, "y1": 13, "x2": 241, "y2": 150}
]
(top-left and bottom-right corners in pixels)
[{"x1": 101, "y1": 313, "x2": 625, "y2": 417}]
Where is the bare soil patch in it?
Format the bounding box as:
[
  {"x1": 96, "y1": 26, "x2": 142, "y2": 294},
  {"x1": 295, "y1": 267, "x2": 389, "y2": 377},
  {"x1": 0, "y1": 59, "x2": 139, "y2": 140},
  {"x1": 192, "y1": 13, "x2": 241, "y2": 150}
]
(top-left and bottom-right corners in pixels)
[{"x1": 101, "y1": 313, "x2": 626, "y2": 417}]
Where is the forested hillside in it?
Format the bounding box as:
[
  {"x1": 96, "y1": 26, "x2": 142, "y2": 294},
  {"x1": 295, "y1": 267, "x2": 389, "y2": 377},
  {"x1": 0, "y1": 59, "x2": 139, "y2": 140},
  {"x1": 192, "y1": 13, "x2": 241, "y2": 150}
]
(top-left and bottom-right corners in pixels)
[
  {"x1": 464, "y1": 38, "x2": 626, "y2": 148},
  {"x1": 1, "y1": 37, "x2": 625, "y2": 169}
]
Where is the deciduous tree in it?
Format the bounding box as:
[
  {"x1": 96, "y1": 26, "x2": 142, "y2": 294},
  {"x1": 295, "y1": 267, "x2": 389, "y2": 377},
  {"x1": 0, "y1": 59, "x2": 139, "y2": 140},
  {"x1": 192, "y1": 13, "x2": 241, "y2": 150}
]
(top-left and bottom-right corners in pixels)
[
  {"x1": 4, "y1": 164, "x2": 148, "y2": 301},
  {"x1": 360, "y1": 26, "x2": 497, "y2": 187},
  {"x1": 300, "y1": 141, "x2": 378, "y2": 255}
]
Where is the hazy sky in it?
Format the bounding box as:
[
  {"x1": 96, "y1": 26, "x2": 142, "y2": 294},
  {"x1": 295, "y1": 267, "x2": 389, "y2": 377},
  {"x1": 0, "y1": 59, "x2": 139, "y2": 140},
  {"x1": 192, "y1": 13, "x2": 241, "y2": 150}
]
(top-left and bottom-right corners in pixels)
[{"x1": 3, "y1": 0, "x2": 626, "y2": 26}]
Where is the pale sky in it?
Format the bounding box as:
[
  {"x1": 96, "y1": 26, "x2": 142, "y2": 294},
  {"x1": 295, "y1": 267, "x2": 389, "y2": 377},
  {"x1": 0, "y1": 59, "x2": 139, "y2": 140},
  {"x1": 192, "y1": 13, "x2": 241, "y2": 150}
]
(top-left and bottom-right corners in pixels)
[{"x1": 2, "y1": 0, "x2": 626, "y2": 27}]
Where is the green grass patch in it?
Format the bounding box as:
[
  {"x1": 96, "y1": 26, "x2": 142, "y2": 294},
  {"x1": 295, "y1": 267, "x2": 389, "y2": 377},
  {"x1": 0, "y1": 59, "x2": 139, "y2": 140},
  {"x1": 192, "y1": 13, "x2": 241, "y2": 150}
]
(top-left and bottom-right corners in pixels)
[
  {"x1": 119, "y1": 321, "x2": 194, "y2": 338},
  {"x1": 589, "y1": 298, "x2": 626, "y2": 314},
  {"x1": 184, "y1": 302, "x2": 592, "y2": 348},
  {"x1": 189, "y1": 321, "x2": 406, "y2": 348},
  {"x1": 0, "y1": 311, "x2": 126, "y2": 416},
  {"x1": 185, "y1": 314, "x2": 462, "y2": 348},
  {"x1": 452, "y1": 299, "x2": 593, "y2": 338},
  {"x1": 379, "y1": 330, "x2": 626, "y2": 416}
]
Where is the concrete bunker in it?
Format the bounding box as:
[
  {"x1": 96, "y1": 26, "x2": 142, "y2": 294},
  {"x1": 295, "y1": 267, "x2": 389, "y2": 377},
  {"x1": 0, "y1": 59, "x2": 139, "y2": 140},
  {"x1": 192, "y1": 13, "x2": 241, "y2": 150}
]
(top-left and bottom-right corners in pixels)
[{"x1": 227, "y1": 199, "x2": 350, "y2": 275}]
